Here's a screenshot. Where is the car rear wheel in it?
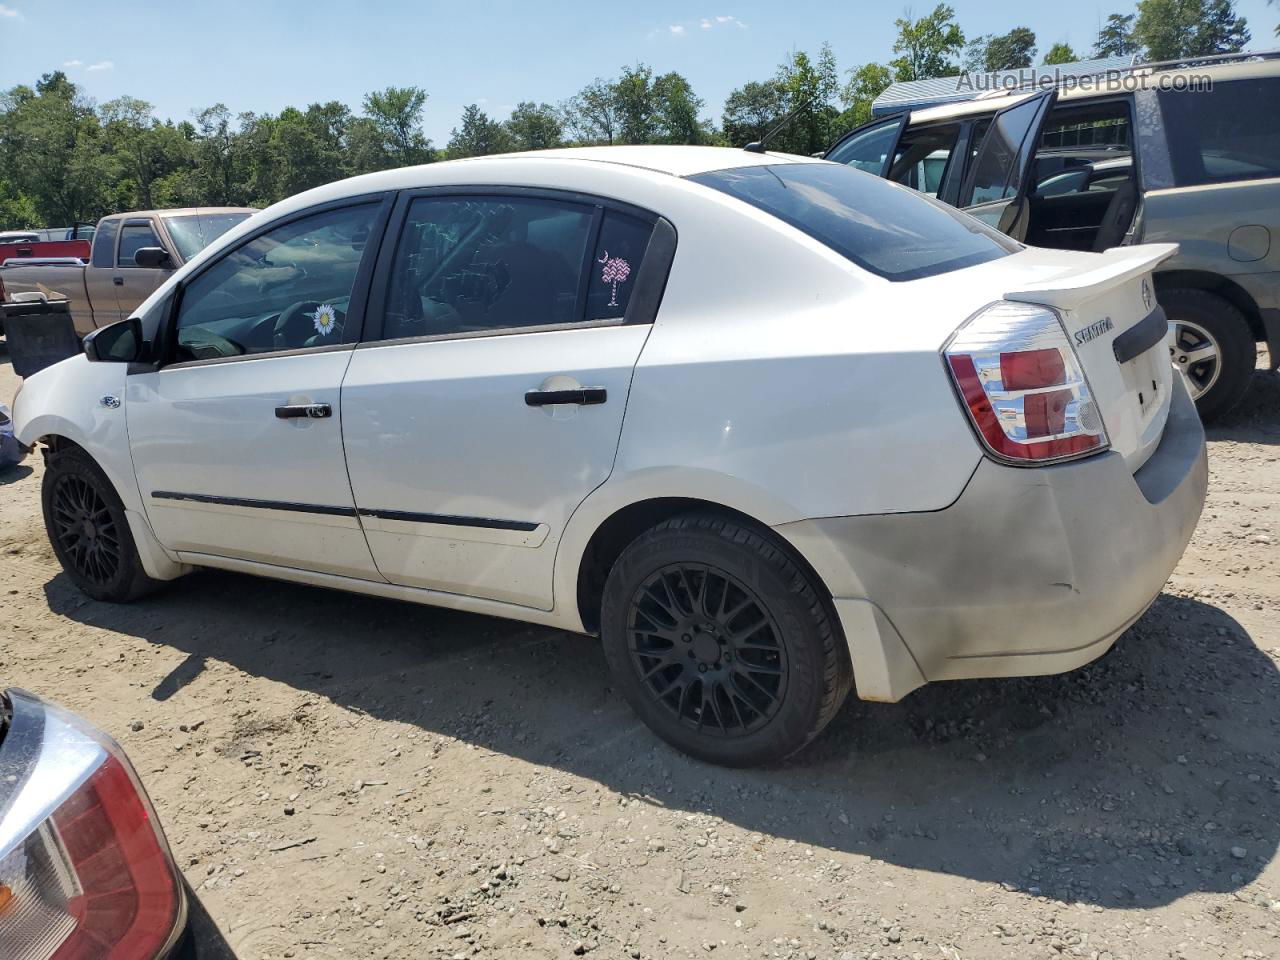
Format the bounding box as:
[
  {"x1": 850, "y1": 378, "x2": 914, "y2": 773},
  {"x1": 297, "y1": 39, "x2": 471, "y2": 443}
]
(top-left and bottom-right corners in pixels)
[
  {"x1": 600, "y1": 513, "x2": 851, "y2": 767},
  {"x1": 1164, "y1": 288, "x2": 1256, "y2": 421},
  {"x1": 42, "y1": 447, "x2": 162, "y2": 603}
]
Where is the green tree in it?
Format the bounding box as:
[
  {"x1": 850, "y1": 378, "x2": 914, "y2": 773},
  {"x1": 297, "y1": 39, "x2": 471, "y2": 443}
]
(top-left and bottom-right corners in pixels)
[
  {"x1": 564, "y1": 78, "x2": 619, "y2": 145},
  {"x1": 614, "y1": 64, "x2": 658, "y2": 144},
  {"x1": 839, "y1": 63, "x2": 894, "y2": 129},
  {"x1": 504, "y1": 101, "x2": 563, "y2": 151},
  {"x1": 652, "y1": 72, "x2": 708, "y2": 144},
  {"x1": 1093, "y1": 13, "x2": 1139, "y2": 57},
  {"x1": 1134, "y1": 0, "x2": 1250, "y2": 59},
  {"x1": 1043, "y1": 42, "x2": 1079, "y2": 65},
  {"x1": 771, "y1": 45, "x2": 841, "y2": 155},
  {"x1": 984, "y1": 27, "x2": 1037, "y2": 70},
  {"x1": 361, "y1": 86, "x2": 433, "y2": 166},
  {"x1": 446, "y1": 104, "x2": 512, "y2": 159},
  {"x1": 890, "y1": 4, "x2": 965, "y2": 81},
  {"x1": 721, "y1": 79, "x2": 785, "y2": 147}
]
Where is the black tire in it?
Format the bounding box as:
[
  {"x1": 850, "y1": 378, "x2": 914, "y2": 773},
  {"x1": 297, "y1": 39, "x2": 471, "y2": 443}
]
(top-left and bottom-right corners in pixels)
[
  {"x1": 42, "y1": 446, "x2": 162, "y2": 603},
  {"x1": 600, "y1": 513, "x2": 851, "y2": 767},
  {"x1": 1163, "y1": 288, "x2": 1256, "y2": 421}
]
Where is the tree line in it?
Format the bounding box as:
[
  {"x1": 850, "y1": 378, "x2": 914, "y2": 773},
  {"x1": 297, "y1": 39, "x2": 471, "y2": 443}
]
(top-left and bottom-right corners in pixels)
[{"x1": 0, "y1": 0, "x2": 1263, "y2": 229}]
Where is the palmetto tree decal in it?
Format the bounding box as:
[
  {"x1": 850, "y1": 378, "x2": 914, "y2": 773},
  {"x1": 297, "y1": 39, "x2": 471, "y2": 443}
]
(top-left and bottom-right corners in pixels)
[{"x1": 598, "y1": 251, "x2": 632, "y2": 308}]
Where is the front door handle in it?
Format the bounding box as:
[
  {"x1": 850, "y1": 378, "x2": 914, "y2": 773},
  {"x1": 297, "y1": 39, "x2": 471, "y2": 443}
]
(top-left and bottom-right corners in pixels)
[
  {"x1": 112, "y1": 276, "x2": 124, "y2": 286},
  {"x1": 524, "y1": 387, "x2": 607, "y2": 407},
  {"x1": 275, "y1": 403, "x2": 332, "y2": 419}
]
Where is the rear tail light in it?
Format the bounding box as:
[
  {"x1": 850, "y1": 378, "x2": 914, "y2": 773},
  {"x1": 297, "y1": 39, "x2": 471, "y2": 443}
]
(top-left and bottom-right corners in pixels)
[
  {"x1": 944, "y1": 301, "x2": 1108, "y2": 464},
  {"x1": 0, "y1": 692, "x2": 184, "y2": 960}
]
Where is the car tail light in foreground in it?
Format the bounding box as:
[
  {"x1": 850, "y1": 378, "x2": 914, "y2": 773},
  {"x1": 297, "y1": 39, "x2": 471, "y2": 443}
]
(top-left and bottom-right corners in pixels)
[
  {"x1": 944, "y1": 301, "x2": 1108, "y2": 464},
  {"x1": 0, "y1": 690, "x2": 185, "y2": 960}
]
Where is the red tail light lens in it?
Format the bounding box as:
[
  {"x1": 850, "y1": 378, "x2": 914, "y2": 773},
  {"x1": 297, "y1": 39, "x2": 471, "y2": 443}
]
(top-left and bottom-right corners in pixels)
[
  {"x1": 0, "y1": 691, "x2": 184, "y2": 960},
  {"x1": 945, "y1": 301, "x2": 1108, "y2": 464}
]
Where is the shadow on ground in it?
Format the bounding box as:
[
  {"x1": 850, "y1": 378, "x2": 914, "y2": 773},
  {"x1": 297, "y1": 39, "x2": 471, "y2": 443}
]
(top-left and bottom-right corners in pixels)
[
  {"x1": 43, "y1": 564, "x2": 1279, "y2": 915},
  {"x1": 1205, "y1": 362, "x2": 1280, "y2": 445}
]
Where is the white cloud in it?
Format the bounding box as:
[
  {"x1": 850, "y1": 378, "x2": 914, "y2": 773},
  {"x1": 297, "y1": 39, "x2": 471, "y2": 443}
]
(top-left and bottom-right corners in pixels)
[
  {"x1": 63, "y1": 59, "x2": 82, "y2": 67},
  {"x1": 668, "y1": 24, "x2": 684, "y2": 35},
  {"x1": 669, "y1": 14, "x2": 745, "y2": 36},
  {"x1": 0, "y1": 4, "x2": 22, "y2": 18},
  {"x1": 86, "y1": 60, "x2": 114, "y2": 72}
]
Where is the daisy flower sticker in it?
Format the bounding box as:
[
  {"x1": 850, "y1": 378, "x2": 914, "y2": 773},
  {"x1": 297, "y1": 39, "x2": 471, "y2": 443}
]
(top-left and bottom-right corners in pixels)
[{"x1": 311, "y1": 303, "x2": 338, "y2": 336}]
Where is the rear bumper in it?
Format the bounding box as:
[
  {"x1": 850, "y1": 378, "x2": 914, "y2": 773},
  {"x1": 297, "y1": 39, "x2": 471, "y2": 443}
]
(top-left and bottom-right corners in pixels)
[{"x1": 778, "y1": 373, "x2": 1208, "y2": 701}]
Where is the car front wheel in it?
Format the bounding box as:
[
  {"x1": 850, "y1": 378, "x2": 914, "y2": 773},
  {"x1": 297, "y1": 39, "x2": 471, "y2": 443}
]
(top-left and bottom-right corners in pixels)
[
  {"x1": 42, "y1": 446, "x2": 162, "y2": 603},
  {"x1": 600, "y1": 513, "x2": 851, "y2": 767}
]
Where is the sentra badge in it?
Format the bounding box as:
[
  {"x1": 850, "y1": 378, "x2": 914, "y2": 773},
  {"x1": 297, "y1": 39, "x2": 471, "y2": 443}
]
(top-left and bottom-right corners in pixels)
[{"x1": 1074, "y1": 316, "x2": 1114, "y2": 346}]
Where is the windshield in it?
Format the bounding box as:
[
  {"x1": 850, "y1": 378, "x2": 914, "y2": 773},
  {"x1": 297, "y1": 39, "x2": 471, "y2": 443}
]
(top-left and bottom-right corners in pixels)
[
  {"x1": 690, "y1": 162, "x2": 1019, "y2": 281},
  {"x1": 163, "y1": 212, "x2": 253, "y2": 261}
]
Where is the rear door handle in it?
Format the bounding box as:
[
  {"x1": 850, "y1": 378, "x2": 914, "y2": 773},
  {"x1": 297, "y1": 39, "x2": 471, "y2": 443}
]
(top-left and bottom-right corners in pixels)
[
  {"x1": 112, "y1": 276, "x2": 124, "y2": 286},
  {"x1": 275, "y1": 403, "x2": 332, "y2": 419},
  {"x1": 524, "y1": 387, "x2": 607, "y2": 407}
]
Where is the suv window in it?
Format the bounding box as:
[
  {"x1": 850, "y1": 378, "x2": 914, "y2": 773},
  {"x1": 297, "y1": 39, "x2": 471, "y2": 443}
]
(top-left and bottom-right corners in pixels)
[
  {"x1": 117, "y1": 220, "x2": 162, "y2": 267},
  {"x1": 381, "y1": 195, "x2": 597, "y2": 341},
  {"x1": 1159, "y1": 78, "x2": 1280, "y2": 186},
  {"x1": 691, "y1": 163, "x2": 1018, "y2": 281},
  {"x1": 887, "y1": 123, "x2": 960, "y2": 197},
  {"x1": 173, "y1": 202, "x2": 379, "y2": 362},
  {"x1": 90, "y1": 218, "x2": 119, "y2": 268},
  {"x1": 826, "y1": 119, "x2": 900, "y2": 174},
  {"x1": 963, "y1": 96, "x2": 1046, "y2": 206}
]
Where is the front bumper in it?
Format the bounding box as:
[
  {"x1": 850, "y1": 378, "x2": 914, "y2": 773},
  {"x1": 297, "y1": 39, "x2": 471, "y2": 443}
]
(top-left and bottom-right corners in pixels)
[{"x1": 778, "y1": 373, "x2": 1208, "y2": 701}]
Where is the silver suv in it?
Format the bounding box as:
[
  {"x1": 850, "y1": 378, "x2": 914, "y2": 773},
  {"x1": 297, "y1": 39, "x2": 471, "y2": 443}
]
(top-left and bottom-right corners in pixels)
[{"x1": 826, "y1": 55, "x2": 1280, "y2": 419}]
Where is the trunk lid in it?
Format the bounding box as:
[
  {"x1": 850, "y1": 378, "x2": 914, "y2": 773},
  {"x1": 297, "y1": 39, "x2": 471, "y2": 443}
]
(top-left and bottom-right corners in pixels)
[{"x1": 1001, "y1": 243, "x2": 1180, "y2": 471}]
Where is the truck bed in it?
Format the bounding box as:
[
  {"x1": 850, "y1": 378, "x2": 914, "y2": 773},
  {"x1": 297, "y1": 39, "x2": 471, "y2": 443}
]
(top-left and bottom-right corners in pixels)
[{"x1": 0, "y1": 262, "x2": 94, "y2": 335}]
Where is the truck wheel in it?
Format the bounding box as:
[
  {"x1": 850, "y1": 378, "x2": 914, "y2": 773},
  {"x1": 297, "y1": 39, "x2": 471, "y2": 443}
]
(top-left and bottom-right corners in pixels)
[
  {"x1": 1164, "y1": 288, "x2": 1256, "y2": 421},
  {"x1": 600, "y1": 513, "x2": 851, "y2": 767},
  {"x1": 42, "y1": 446, "x2": 162, "y2": 603}
]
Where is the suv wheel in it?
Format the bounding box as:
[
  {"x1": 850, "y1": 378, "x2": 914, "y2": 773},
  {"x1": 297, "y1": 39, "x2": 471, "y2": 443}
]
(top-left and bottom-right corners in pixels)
[
  {"x1": 42, "y1": 447, "x2": 162, "y2": 603},
  {"x1": 1164, "y1": 288, "x2": 1256, "y2": 420},
  {"x1": 600, "y1": 513, "x2": 851, "y2": 767}
]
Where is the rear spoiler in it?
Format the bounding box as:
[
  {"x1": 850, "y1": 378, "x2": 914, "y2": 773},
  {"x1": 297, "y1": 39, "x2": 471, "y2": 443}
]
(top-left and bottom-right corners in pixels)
[{"x1": 1002, "y1": 243, "x2": 1179, "y2": 311}]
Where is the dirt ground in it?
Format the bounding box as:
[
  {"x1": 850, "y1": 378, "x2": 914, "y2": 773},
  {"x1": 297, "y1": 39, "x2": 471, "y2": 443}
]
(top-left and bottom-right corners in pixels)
[{"x1": 2, "y1": 350, "x2": 1278, "y2": 960}]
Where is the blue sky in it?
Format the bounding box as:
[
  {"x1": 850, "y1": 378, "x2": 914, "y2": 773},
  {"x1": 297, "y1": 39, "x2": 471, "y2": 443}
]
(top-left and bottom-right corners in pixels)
[{"x1": 1, "y1": 0, "x2": 1277, "y2": 143}]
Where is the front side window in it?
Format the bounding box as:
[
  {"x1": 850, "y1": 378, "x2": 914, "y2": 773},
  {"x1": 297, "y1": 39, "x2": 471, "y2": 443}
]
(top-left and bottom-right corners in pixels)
[
  {"x1": 163, "y1": 212, "x2": 254, "y2": 261},
  {"x1": 381, "y1": 196, "x2": 597, "y2": 341},
  {"x1": 1159, "y1": 78, "x2": 1280, "y2": 186},
  {"x1": 691, "y1": 162, "x2": 1018, "y2": 281},
  {"x1": 172, "y1": 202, "x2": 379, "y2": 362},
  {"x1": 962, "y1": 96, "x2": 1047, "y2": 206},
  {"x1": 826, "y1": 119, "x2": 901, "y2": 175},
  {"x1": 117, "y1": 221, "x2": 162, "y2": 267}
]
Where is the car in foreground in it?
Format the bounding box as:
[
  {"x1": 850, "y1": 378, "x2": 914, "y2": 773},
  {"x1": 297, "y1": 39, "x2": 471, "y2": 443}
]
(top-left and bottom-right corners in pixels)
[
  {"x1": 824, "y1": 54, "x2": 1280, "y2": 419},
  {"x1": 0, "y1": 688, "x2": 187, "y2": 958},
  {"x1": 12, "y1": 146, "x2": 1207, "y2": 765},
  {"x1": 1, "y1": 208, "x2": 255, "y2": 337}
]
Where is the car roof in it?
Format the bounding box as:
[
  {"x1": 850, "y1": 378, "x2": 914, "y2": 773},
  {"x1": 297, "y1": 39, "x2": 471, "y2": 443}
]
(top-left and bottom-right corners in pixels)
[
  {"x1": 457, "y1": 145, "x2": 815, "y2": 178},
  {"x1": 100, "y1": 207, "x2": 259, "y2": 221}
]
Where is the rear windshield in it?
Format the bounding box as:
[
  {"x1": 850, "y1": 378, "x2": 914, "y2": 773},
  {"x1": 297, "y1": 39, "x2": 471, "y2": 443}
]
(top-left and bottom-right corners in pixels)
[
  {"x1": 690, "y1": 162, "x2": 1019, "y2": 281},
  {"x1": 163, "y1": 212, "x2": 253, "y2": 261}
]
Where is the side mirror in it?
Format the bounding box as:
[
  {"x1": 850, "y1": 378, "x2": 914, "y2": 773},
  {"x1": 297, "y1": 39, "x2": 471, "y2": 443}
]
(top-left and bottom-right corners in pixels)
[
  {"x1": 84, "y1": 316, "x2": 144, "y2": 363},
  {"x1": 133, "y1": 246, "x2": 173, "y2": 269}
]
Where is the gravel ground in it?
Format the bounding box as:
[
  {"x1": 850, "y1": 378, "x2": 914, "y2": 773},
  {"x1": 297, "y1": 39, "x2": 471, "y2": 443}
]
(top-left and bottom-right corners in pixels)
[{"x1": 2, "y1": 350, "x2": 1278, "y2": 960}]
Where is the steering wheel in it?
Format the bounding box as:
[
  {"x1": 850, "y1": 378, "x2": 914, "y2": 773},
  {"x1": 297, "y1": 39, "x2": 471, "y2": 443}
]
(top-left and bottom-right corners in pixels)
[{"x1": 274, "y1": 300, "x2": 325, "y2": 350}]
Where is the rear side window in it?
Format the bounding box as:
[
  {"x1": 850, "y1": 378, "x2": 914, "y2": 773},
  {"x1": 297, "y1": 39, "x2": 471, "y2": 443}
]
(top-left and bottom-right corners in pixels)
[
  {"x1": 691, "y1": 163, "x2": 1018, "y2": 281},
  {"x1": 1159, "y1": 78, "x2": 1280, "y2": 186},
  {"x1": 587, "y1": 211, "x2": 654, "y2": 320},
  {"x1": 381, "y1": 195, "x2": 598, "y2": 341},
  {"x1": 117, "y1": 221, "x2": 162, "y2": 267},
  {"x1": 90, "y1": 219, "x2": 119, "y2": 268}
]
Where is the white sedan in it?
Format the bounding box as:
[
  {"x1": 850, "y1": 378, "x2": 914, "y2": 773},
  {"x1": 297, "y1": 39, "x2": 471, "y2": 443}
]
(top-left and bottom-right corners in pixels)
[{"x1": 12, "y1": 146, "x2": 1207, "y2": 766}]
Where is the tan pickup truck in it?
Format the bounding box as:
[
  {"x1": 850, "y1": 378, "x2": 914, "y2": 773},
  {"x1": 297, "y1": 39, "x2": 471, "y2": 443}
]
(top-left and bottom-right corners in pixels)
[{"x1": 1, "y1": 207, "x2": 255, "y2": 335}]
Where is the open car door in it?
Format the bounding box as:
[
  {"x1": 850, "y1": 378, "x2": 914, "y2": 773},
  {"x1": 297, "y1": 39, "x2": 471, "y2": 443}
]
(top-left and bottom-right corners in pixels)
[{"x1": 959, "y1": 91, "x2": 1057, "y2": 241}]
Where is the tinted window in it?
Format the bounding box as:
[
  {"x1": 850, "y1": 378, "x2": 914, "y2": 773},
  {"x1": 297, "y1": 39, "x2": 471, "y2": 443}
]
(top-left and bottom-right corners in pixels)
[
  {"x1": 587, "y1": 211, "x2": 654, "y2": 320},
  {"x1": 163, "y1": 212, "x2": 253, "y2": 260},
  {"x1": 826, "y1": 119, "x2": 900, "y2": 174},
  {"x1": 173, "y1": 203, "x2": 379, "y2": 362},
  {"x1": 117, "y1": 221, "x2": 162, "y2": 267},
  {"x1": 381, "y1": 196, "x2": 595, "y2": 341},
  {"x1": 1160, "y1": 79, "x2": 1280, "y2": 187},
  {"x1": 90, "y1": 218, "x2": 119, "y2": 268},
  {"x1": 691, "y1": 163, "x2": 1018, "y2": 281},
  {"x1": 888, "y1": 123, "x2": 960, "y2": 197},
  {"x1": 963, "y1": 96, "x2": 1048, "y2": 206}
]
